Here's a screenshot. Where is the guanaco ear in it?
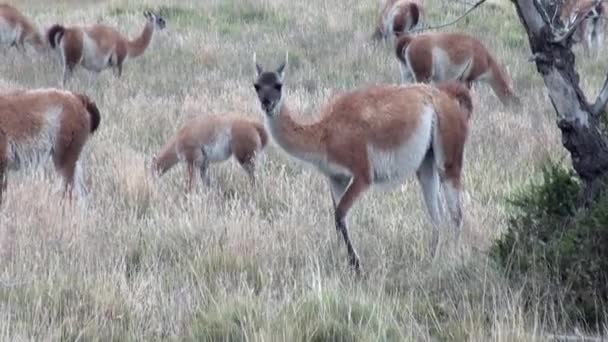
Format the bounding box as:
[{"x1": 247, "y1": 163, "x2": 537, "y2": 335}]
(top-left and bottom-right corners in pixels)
[
  {"x1": 253, "y1": 53, "x2": 263, "y2": 77},
  {"x1": 276, "y1": 52, "x2": 288, "y2": 81}
]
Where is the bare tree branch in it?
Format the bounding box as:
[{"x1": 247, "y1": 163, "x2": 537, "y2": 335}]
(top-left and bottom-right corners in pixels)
[
  {"x1": 409, "y1": 0, "x2": 486, "y2": 33},
  {"x1": 551, "y1": 0, "x2": 601, "y2": 43}
]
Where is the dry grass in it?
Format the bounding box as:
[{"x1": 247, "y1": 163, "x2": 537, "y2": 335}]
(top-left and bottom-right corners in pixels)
[{"x1": 0, "y1": 0, "x2": 605, "y2": 340}]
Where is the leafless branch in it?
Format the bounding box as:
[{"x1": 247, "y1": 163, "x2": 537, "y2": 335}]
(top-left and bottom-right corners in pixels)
[
  {"x1": 551, "y1": 0, "x2": 602, "y2": 43},
  {"x1": 409, "y1": 0, "x2": 486, "y2": 33}
]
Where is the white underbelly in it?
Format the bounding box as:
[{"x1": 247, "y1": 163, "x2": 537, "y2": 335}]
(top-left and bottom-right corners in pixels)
[
  {"x1": 203, "y1": 128, "x2": 232, "y2": 163},
  {"x1": 80, "y1": 33, "x2": 110, "y2": 72},
  {"x1": 368, "y1": 105, "x2": 434, "y2": 185}
]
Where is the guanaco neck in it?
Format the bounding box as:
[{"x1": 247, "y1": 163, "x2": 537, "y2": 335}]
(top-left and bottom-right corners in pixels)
[
  {"x1": 487, "y1": 56, "x2": 518, "y2": 105},
  {"x1": 153, "y1": 138, "x2": 178, "y2": 176},
  {"x1": 265, "y1": 101, "x2": 325, "y2": 161},
  {"x1": 127, "y1": 21, "x2": 154, "y2": 58}
]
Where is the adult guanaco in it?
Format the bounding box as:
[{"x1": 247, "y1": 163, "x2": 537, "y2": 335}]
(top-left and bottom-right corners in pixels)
[
  {"x1": 395, "y1": 31, "x2": 520, "y2": 106},
  {"x1": 253, "y1": 53, "x2": 472, "y2": 271},
  {"x1": 151, "y1": 114, "x2": 268, "y2": 192},
  {"x1": 560, "y1": 0, "x2": 607, "y2": 56},
  {"x1": 373, "y1": 0, "x2": 424, "y2": 40},
  {"x1": 0, "y1": 4, "x2": 45, "y2": 52},
  {"x1": 47, "y1": 11, "x2": 166, "y2": 85},
  {"x1": 0, "y1": 88, "x2": 101, "y2": 205}
]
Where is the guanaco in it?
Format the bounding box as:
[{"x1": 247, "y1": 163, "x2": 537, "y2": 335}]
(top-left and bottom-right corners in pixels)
[
  {"x1": 47, "y1": 11, "x2": 166, "y2": 85},
  {"x1": 395, "y1": 31, "x2": 520, "y2": 106},
  {"x1": 560, "y1": 0, "x2": 607, "y2": 56},
  {"x1": 0, "y1": 4, "x2": 45, "y2": 52},
  {"x1": 151, "y1": 114, "x2": 268, "y2": 192},
  {"x1": 0, "y1": 88, "x2": 101, "y2": 205},
  {"x1": 373, "y1": 0, "x2": 424, "y2": 40},
  {"x1": 253, "y1": 53, "x2": 472, "y2": 271}
]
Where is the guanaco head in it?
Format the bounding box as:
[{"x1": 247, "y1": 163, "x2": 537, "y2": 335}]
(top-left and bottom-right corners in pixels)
[
  {"x1": 144, "y1": 11, "x2": 166, "y2": 30},
  {"x1": 253, "y1": 52, "x2": 288, "y2": 116}
]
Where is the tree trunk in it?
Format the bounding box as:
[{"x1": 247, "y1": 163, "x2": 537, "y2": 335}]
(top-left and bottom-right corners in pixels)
[{"x1": 512, "y1": 0, "x2": 608, "y2": 200}]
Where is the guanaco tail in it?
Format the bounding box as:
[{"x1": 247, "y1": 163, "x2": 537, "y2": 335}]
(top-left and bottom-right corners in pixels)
[
  {"x1": 253, "y1": 53, "x2": 472, "y2": 272},
  {"x1": 151, "y1": 113, "x2": 268, "y2": 192},
  {"x1": 0, "y1": 88, "x2": 101, "y2": 205},
  {"x1": 395, "y1": 31, "x2": 520, "y2": 106},
  {"x1": 47, "y1": 11, "x2": 166, "y2": 86}
]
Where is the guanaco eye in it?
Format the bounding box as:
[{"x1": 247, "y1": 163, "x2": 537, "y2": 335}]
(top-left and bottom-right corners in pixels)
[
  {"x1": 254, "y1": 84, "x2": 260, "y2": 92},
  {"x1": 274, "y1": 83, "x2": 283, "y2": 91}
]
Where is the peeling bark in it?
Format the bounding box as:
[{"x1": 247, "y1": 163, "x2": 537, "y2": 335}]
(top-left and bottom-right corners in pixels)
[{"x1": 513, "y1": 0, "x2": 608, "y2": 199}]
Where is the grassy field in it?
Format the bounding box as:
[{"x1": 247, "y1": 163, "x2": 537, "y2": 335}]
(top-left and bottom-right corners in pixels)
[{"x1": 1, "y1": 0, "x2": 606, "y2": 340}]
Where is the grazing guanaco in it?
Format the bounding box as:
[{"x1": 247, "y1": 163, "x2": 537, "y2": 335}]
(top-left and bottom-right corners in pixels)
[
  {"x1": 560, "y1": 0, "x2": 607, "y2": 56},
  {"x1": 151, "y1": 114, "x2": 268, "y2": 192},
  {"x1": 47, "y1": 11, "x2": 166, "y2": 85},
  {"x1": 395, "y1": 32, "x2": 520, "y2": 106},
  {"x1": 0, "y1": 4, "x2": 45, "y2": 52},
  {"x1": 373, "y1": 0, "x2": 424, "y2": 40},
  {"x1": 0, "y1": 88, "x2": 101, "y2": 205},
  {"x1": 253, "y1": 53, "x2": 472, "y2": 271}
]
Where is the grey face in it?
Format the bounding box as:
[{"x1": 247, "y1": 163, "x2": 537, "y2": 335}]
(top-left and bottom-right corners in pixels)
[
  {"x1": 254, "y1": 70, "x2": 283, "y2": 115},
  {"x1": 144, "y1": 11, "x2": 166, "y2": 30}
]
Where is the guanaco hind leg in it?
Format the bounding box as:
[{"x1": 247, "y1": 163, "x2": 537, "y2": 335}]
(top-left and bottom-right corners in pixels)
[{"x1": 416, "y1": 151, "x2": 442, "y2": 256}]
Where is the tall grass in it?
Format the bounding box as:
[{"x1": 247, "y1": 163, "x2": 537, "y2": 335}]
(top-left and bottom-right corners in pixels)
[{"x1": 1, "y1": 0, "x2": 605, "y2": 339}]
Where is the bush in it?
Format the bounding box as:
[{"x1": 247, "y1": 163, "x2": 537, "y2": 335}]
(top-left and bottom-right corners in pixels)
[{"x1": 492, "y1": 162, "x2": 608, "y2": 326}]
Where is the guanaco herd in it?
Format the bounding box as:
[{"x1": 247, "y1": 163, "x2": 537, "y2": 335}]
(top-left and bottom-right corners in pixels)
[{"x1": 0, "y1": 1, "x2": 603, "y2": 271}]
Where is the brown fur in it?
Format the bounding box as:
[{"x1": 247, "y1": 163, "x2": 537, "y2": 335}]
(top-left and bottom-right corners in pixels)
[
  {"x1": 396, "y1": 32, "x2": 520, "y2": 106},
  {"x1": 0, "y1": 4, "x2": 44, "y2": 51},
  {"x1": 152, "y1": 114, "x2": 268, "y2": 192},
  {"x1": 47, "y1": 12, "x2": 164, "y2": 84},
  {"x1": 560, "y1": 0, "x2": 607, "y2": 55},
  {"x1": 373, "y1": 0, "x2": 424, "y2": 40},
  {"x1": 255, "y1": 60, "x2": 471, "y2": 270},
  {"x1": 0, "y1": 88, "x2": 100, "y2": 205}
]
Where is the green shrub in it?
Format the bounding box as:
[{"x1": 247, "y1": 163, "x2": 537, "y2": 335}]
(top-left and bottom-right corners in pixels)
[{"x1": 492, "y1": 162, "x2": 608, "y2": 326}]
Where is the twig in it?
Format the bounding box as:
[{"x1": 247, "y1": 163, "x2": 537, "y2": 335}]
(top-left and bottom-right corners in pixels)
[{"x1": 409, "y1": 0, "x2": 487, "y2": 33}]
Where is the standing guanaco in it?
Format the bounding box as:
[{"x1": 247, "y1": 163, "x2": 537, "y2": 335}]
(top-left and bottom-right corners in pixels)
[
  {"x1": 395, "y1": 31, "x2": 520, "y2": 106},
  {"x1": 253, "y1": 53, "x2": 472, "y2": 271},
  {"x1": 0, "y1": 88, "x2": 100, "y2": 205},
  {"x1": 47, "y1": 11, "x2": 166, "y2": 85}
]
